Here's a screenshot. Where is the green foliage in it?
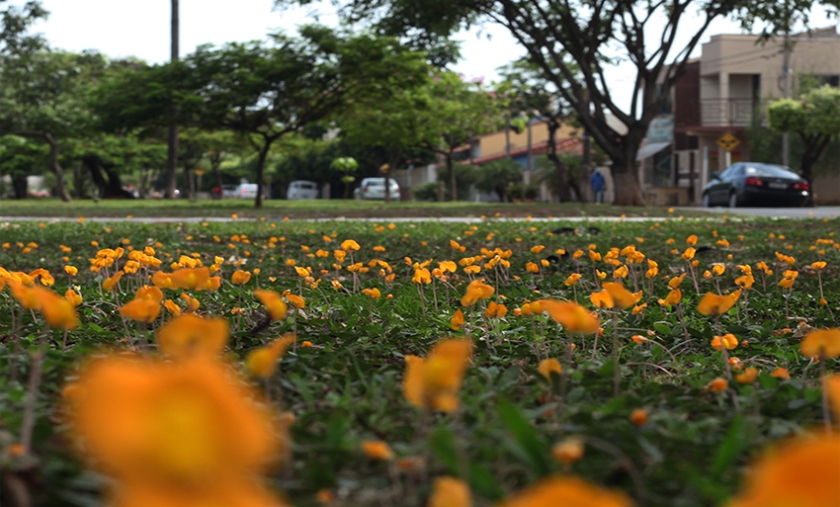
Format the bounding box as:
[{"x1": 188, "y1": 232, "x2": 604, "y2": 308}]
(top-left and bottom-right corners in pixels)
[{"x1": 474, "y1": 159, "x2": 522, "y2": 201}]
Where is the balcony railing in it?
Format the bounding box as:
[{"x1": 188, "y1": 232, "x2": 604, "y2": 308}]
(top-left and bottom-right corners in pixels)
[{"x1": 699, "y1": 98, "x2": 767, "y2": 128}]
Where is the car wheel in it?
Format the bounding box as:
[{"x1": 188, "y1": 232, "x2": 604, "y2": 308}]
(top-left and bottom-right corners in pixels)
[
  {"x1": 701, "y1": 193, "x2": 711, "y2": 208},
  {"x1": 728, "y1": 191, "x2": 739, "y2": 209}
]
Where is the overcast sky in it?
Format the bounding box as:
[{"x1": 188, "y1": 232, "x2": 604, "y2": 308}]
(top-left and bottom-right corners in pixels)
[{"x1": 13, "y1": 0, "x2": 837, "y2": 112}]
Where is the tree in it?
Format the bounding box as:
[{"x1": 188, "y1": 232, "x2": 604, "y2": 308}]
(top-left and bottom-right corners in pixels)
[
  {"x1": 426, "y1": 71, "x2": 504, "y2": 201},
  {"x1": 0, "y1": 135, "x2": 47, "y2": 198},
  {"x1": 284, "y1": 0, "x2": 827, "y2": 204},
  {"x1": 498, "y1": 57, "x2": 576, "y2": 201},
  {"x1": 767, "y1": 85, "x2": 840, "y2": 198},
  {"x1": 474, "y1": 158, "x2": 522, "y2": 201},
  {"x1": 173, "y1": 26, "x2": 429, "y2": 207},
  {"x1": 0, "y1": 49, "x2": 109, "y2": 201},
  {"x1": 165, "y1": 0, "x2": 180, "y2": 199},
  {"x1": 330, "y1": 156, "x2": 360, "y2": 199}
]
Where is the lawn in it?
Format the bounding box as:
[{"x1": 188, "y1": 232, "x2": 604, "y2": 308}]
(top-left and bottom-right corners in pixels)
[
  {"x1": 0, "y1": 197, "x2": 715, "y2": 219},
  {"x1": 0, "y1": 216, "x2": 838, "y2": 507}
]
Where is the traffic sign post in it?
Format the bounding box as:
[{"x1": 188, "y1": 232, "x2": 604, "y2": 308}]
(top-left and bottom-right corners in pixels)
[{"x1": 717, "y1": 133, "x2": 740, "y2": 152}]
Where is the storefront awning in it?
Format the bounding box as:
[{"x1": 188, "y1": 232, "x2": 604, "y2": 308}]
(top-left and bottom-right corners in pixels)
[{"x1": 636, "y1": 142, "x2": 671, "y2": 161}]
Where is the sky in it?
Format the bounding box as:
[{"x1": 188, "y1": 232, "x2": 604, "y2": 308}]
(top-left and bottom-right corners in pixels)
[{"x1": 13, "y1": 0, "x2": 837, "y2": 113}]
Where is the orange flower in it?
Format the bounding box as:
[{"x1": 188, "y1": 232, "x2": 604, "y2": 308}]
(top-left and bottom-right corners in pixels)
[
  {"x1": 429, "y1": 476, "x2": 472, "y2": 507},
  {"x1": 340, "y1": 239, "x2": 360, "y2": 251},
  {"x1": 538, "y1": 299, "x2": 600, "y2": 334},
  {"x1": 686, "y1": 234, "x2": 698, "y2": 246},
  {"x1": 590, "y1": 289, "x2": 614, "y2": 309},
  {"x1": 36, "y1": 287, "x2": 79, "y2": 329},
  {"x1": 631, "y1": 335, "x2": 648, "y2": 344},
  {"x1": 181, "y1": 293, "x2": 200, "y2": 312},
  {"x1": 724, "y1": 433, "x2": 840, "y2": 507},
  {"x1": 65, "y1": 289, "x2": 83, "y2": 307},
  {"x1": 697, "y1": 290, "x2": 741, "y2": 316},
  {"x1": 164, "y1": 299, "x2": 181, "y2": 316},
  {"x1": 64, "y1": 265, "x2": 78, "y2": 276},
  {"x1": 800, "y1": 328, "x2": 840, "y2": 358},
  {"x1": 770, "y1": 368, "x2": 791, "y2": 381},
  {"x1": 169, "y1": 267, "x2": 211, "y2": 291},
  {"x1": 629, "y1": 408, "x2": 648, "y2": 426},
  {"x1": 551, "y1": 437, "x2": 584, "y2": 466},
  {"x1": 360, "y1": 440, "x2": 394, "y2": 461},
  {"x1": 64, "y1": 354, "x2": 282, "y2": 506},
  {"x1": 681, "y1": 247, "x2": 696, "y2": 260},
  {"x1": 450, "y1": 309, "x2": 465, "y2": 331},
  {"x1": 151, "y1": 271, "x2": 174, "y2": 289},
  {"x1": 711, "y1": 334, "x2": 739, "y2": 351},
  {"x1": 658, "y1": 288, "x2": 682, "y2": 307},
  {"x1": 203, "y1": 276, "x2": 222, "y2": 291},
  {"x1": 735, "y1": 367, "x2": 759, "y2": 384},
  {"x1": 362, "y1": 288, "x2": 381, "y2": 300},
  {"x1": 156, "y1": 314, "x2": 229, "y2": 359},
  {"x1": 135, "y1": 286, "x2": 164, "y2": 304},
  {"x1": 706, "y1": 377, "x2": 728, "y2": 393},
  {"x1": 245, "y1": 334, "x2": 296, "y2": 378},
  {"x1": 402, "y1": 338, "x2": 472, "y2": 412},
  {"x1": 497, "y1": 476, "x2": 633, "y2": 507},
  {"x1": 602, "y1": 282, "x2": 641, "y2": 309},
  {"x1": 537, "y1": 358, "x2": 562, "y2": 381},
  {"x1": 564, "y1": 273, "x2": 582, "y2": 286},
  {"x1": 484, "y1": 301, "x2": 508, "y2": 319},
  {"x1": 231, "y1": 270, "x2": 251, "y2": 285},
  {"x1": 668, "y1": 273, "x2": 687, "y2": 289},
  {"x1": 119, "y1": 299, "x2": 161, "y2": 323},
  {"x1": 461, "y1": 279, "x2": 494, "y2": 307},
  {"x1": 103, "y1": 272, "x2": 124, "y2": 292},
  {"x1": 254, "y1": 289, "x2": 288, "y2": 321}
]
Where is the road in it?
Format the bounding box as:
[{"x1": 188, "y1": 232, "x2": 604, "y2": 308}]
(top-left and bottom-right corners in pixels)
[{"x1": 682, "y1": 206, "x2": 840, "y2": 219}]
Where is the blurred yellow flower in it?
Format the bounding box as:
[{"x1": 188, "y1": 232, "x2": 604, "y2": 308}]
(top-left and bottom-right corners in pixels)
[
  {"x1": 156, "y1": 314, "x2": 229, "y2": 359},
  {"x1": 402, "y1": 338, "x2": 472, "y2": 412},
  {"x1": 497, "y1": 476, "x2": 633, "y2": 507},
  {"x1": 429, "y1": 477, "x2": 472, "y2": 507},
  {"x1": 245, "y1": 334, "x2": 296, "y2": 378}
]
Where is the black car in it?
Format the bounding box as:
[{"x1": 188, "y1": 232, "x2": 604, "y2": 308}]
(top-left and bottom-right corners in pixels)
[{"x1": 702, "y1": 162, "x2": 810, "y2": 208}]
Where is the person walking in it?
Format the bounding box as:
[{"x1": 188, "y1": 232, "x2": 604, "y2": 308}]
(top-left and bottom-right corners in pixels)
[{"x1": 590, "y1": 168, "x2": 606, "y2": 204}]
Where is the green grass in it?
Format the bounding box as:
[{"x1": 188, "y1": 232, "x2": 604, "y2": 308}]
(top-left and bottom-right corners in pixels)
[
  {"x1": 0, "y1": 216, "x2": 837, "y2": 506},
  {"x1": 0, "y1": 197, "x2": 714, "y2": 219}
]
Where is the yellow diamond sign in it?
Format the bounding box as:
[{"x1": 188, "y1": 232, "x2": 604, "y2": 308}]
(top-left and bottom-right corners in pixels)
[{"x1": 717, "y1": 133, "x2": 740, "y2": 152}]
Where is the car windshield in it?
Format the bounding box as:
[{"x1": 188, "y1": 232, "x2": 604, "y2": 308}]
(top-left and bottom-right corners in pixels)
[{"x1": 744, "y1": 165, "x2": 798, "y2": 178}]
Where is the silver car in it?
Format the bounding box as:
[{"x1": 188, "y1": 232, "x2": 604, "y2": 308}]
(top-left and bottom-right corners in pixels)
[{"x1": 354, "y1": 178, "x2": 400, "y2": 200}]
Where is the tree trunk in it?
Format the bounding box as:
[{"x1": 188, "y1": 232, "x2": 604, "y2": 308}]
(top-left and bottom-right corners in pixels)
[
  {"x1": 184, "y1": 164, "x2": 194, "y2": 201},
  {"x1": 44, "y1": 133, "x2": 71, "y2": 202},
  {"x1": 254, "y1": 144, "x2": 271, "y2": 209},
  {"x1": 165, "y1": 0, "x2": 180, "y2": 199},
  {"x1": 82, "y1": 156, "x2": 109, "y2": 197},
  {"x1": 610, "y1": 163, "x2": 646, "y2": 205},
  {"x1": 798, "y1": 134, "x2": 829, "y2": 207},
  {"x1": 447, "y1": 152, "x2": 457, "y2": 201},
  {"x1": 546, "y1": 119, "x2": 571, "y2": 202},
  {"x1": 213, "y1": 160, "x2": 224, "y2": 200},
  {"x1": 12, "y1": 174, "x2": 28, "y2": 199}
]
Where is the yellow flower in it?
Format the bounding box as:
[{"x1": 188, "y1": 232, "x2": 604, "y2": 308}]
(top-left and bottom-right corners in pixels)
[
  {"x1": 65, "y1": 289, "x2": 83, "y2": 307},
  {"x1": 800, "y1": 328, "x2": 840, "y2": 358},
  {"x1": 360, "y1": 440, "x2": 394, "y2": 461},
  {"x1": 681, "y1": 247, "x2": 696, "y2": 260},
  {"x1": 135, "y1": 285, "x2": 164, "y2": 304},
  {"x1": 156, "y1": 314, "x2": 229, "y2": 359},
  {"x1": 169, "y1": 267, "x2": 211, "y2": 291},
  {"x1": 64, "y1": 265, "x2": 78, "y2": 276},
  {"x1": 551, "y1": 437, "x2": 584, "y2": 466},
  {"x1": 484, "y1": 301, "x2": 508, "y2": 319},
  {"x1": 724, "y1": 434, "x2": 840, "y2": 507},
  {"x1": 811, "y1": 261, "x2": 827, "y2": 270},
  {"x1": 537, "y1": 299, "x2": 600, "y2": 333},
  {"x1": 231, "y1": 269, "x2": 251, "y2": 285},
  {"x1": 119, "y1": 299, "x2": 161, "y2": 324},
  {"x1": 629, "y1": 408, "x2": 649, "y2": 426},
  {"x1": 164, "y1": 299, "x2": 181, "y2": 316},
  {"x1": 245, "y1": 334, "x2": 296, "y2": 378},
  {"x1": 402, "y1": 338, "x2": 472, "y2": 412},
  {"x1": 64, "y1": 354, "x2": 282, "y2": 505},
  {"x1": 254, "y1": 289, "x2": 288, "y2": 321},
  {"x1": 697, "y1": 290, "x2": 741, "y2": 316},
  {"x1": 735, "y1": 367, "x2": 759, "y2": 384},
  {"x1": 412, "y1": 267, "x2": 432, "y2": 284},
  {"x1": 711, "y1": 334, "x2": 739, "y2": 351},
  {"x1": 429, "y1": 476, "x2": 472, "y2": 507},
  {"x1": 686, "y1": 234, "x2": 698, "y2": 246},
  {"x1": 285, "y1": 292, "x2": 306, "y2": 309},
  {"x1": 770, "y1": 368, "x2": 791, "y2": 381},
  {"x1": 537, "y1": 358, "x2": 562, "y2": 381},
  {"x1": 602, "y1": 282, "x2": 642, "y2": 309},
  {"x1": 712, "y1": 264, "x2": 726, "y2": 276},
  {"x1": 706, "y1": 377, "x2": 728, "y2": 393},
  {"x1": 525, "y1": 262, "x2": 540, "y2": 273},
  {"x1": 450, "y1": 309, "x2": 465, "y2": 331},
  {"x1": 658, "y1": 288, "x2": 682, "y2": 307},
  {"x1": 497, "y1": 476, "x2": 633, "y2": 507},
  {"x1": 590, "y1": 289, "x2": 614, "y2": 309},
  {"x1": 612, "y1": 265, "x2": 629, "y2": 279},
  {"x1": 631, "y1": 335, "x2": 648, "y2": 344}
]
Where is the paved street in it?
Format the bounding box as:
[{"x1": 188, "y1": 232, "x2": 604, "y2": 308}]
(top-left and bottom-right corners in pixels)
[{"x1": 682, "y1": 206, "x2": 840, "y2": 219}]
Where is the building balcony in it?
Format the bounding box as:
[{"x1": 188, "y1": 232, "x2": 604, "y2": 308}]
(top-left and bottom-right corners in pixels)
[{"x1": 699, "y1": 98, "x2": 766, "y2": 128}]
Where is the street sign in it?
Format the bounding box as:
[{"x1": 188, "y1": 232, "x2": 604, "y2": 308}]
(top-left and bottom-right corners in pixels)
[{"x1": 717, "y1": 133, "x2": 740, "y2": 152}]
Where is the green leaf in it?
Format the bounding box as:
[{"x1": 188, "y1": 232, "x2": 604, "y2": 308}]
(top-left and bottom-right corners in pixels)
[
  {"x1": 711, "y1": 416, "x2": 747, "y2": 479},
  {"x1": 498, "y1": 400, "x2": 551, "y2": 477}
]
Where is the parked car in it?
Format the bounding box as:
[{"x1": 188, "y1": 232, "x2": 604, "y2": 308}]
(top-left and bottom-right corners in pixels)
[
  {"x1": 702, "y1": 162, "x2": 810, "y2": 208},
  {"x1": 287, "y1": 180, "x2": 319, "y2": 200},
  {"x1": 354, "y1": 178, "x2": 401, "y2": 200},
  {"x1": 223, "y1": 183, "x2": 258, "y2": 199}
]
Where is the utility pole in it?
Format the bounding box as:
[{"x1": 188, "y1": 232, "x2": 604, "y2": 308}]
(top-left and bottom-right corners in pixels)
[
  {"x1": 165, "y1": 0, "x2": 180, "y2": 198},
  {"x1": 781, "y1": 0, "x2": 792, "y2": 168}
]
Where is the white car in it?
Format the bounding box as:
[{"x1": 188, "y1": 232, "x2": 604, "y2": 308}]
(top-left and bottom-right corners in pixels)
[
  {"x1": 354, "y1": 178, "x2": 400, "y2": 200},
  {"x1": 224, "y1": 183, "x2": 258, "y2": 199},
  {"x1": 287, "y1": 180, "x2": 319, "y2": 200}
]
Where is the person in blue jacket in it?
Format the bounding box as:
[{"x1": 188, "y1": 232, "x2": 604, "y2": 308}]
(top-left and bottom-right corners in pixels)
[{"x1": 590, "y1": 168, "x2": 606, "y2": 203}]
